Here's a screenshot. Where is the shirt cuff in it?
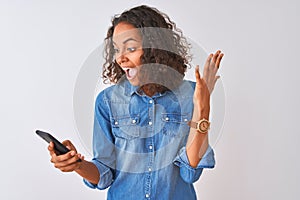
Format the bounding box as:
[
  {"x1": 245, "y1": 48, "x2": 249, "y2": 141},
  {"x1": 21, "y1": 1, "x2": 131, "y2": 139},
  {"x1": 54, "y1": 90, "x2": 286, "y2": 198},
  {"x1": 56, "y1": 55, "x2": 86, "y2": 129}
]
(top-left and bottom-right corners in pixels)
[
  {"x1": 83, "y1": 158, "x2": 114, "y2": 190},
  {"x1": 173, "y1": 145, "x2": 215, "y2": 183}
]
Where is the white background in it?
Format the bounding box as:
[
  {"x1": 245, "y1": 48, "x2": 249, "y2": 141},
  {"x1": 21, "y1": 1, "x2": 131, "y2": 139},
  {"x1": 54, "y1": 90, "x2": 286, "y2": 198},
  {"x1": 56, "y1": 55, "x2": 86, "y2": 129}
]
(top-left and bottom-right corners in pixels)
[{"x1": 1, "y1": 0, "x2": 299, "y2": 199}]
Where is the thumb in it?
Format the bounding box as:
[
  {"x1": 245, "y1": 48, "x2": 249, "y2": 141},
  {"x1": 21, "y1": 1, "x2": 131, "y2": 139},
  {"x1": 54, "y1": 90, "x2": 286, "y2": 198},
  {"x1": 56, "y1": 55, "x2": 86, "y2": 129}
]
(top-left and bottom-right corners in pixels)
[
  {"x1": 62, "y1": 140, "x2": 77, "y2": 152},
  {"x1": 195, "y1": 65, "x2": 201, "y2": 82}
]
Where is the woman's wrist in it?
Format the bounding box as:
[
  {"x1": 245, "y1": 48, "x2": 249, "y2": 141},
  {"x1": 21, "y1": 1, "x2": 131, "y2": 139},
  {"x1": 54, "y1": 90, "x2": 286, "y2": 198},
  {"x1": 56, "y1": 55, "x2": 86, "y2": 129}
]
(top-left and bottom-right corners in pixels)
[
  {"x1": 193, "y1": 104, "x2": 210, "y2": 120},
  {"x1": 75, "y1": 159, "x2": 86, "y2": 172}
]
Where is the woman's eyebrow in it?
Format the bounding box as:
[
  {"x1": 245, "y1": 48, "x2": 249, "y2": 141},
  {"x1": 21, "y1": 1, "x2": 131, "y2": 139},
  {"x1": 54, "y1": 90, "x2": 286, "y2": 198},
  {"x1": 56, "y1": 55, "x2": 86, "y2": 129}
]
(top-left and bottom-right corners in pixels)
[
  {"x1": 122, "y1": 38, "x2": 138, "y2": 44},
  {"x1": 113, "y1": 37, "x2": 139, "y2": 45}
]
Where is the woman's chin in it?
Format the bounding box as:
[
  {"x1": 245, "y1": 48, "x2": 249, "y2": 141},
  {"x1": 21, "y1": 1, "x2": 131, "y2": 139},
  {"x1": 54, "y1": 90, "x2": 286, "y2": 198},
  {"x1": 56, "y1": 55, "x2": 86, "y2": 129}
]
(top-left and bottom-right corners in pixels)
[{"x1": 127, "y1": 77, "x2": 140, "y2": 86}]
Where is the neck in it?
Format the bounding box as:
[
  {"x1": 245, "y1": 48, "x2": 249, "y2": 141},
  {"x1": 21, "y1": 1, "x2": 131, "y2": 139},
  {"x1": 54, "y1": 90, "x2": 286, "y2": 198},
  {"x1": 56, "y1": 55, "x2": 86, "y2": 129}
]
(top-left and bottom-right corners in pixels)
[
  {"x1": 139, "y1": 84, "x2": 156, "y2": 97},
  {"x1": 139, "y1": 84, "x2": 167, "y2": 97}
]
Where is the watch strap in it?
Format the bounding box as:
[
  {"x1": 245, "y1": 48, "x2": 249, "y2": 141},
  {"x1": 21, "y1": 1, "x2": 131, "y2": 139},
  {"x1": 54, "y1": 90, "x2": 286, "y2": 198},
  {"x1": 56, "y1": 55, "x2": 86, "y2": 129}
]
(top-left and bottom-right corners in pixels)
[{"x1": 187, "y1": 120, "x2": 198, "y2": 129}]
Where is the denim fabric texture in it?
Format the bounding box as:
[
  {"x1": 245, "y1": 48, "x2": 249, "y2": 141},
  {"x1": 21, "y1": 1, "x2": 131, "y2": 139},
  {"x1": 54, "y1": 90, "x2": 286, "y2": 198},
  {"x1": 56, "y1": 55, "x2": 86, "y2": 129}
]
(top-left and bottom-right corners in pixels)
[{"x1": 83, "y1": 79, "x2": 215, "y2": 200}]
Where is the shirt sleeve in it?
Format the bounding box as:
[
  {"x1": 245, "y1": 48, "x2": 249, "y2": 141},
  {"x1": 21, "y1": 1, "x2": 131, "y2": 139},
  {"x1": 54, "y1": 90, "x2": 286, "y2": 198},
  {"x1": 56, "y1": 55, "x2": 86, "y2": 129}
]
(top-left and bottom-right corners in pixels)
[
  {"x1": 173, "y1": 145, "x2": 215, "y2": 184},
  {"x1": 83, "y1": 91, "x2": 116, "y2": 190}
]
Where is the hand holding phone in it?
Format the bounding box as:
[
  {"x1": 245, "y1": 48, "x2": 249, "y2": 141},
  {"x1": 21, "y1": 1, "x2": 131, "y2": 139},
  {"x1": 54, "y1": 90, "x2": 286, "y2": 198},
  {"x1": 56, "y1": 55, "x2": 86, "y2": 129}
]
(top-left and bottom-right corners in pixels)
[{"x1": 36, "y1": 130, "x2": 82, "y2": 162}]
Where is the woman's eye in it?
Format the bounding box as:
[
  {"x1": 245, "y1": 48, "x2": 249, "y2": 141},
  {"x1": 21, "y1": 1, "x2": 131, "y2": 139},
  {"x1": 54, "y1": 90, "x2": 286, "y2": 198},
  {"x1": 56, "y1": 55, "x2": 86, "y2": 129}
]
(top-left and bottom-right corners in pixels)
[{"x1": 127, "y1": 47, "x2": 136, "y2": 52}]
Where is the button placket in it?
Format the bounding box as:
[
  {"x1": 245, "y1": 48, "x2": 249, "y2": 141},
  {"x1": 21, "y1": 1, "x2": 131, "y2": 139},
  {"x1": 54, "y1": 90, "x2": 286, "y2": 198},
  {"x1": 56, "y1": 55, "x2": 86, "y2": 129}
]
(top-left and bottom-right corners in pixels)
[
  {"x1": 145, "y1": 97, "x2": 155, "y2": 199},
  {"x1": 148, "y1": 98, "x2": 154, "y2": 126},
  {"x1": 145, "y1": 137, "x2": 154, "y2": 199}
]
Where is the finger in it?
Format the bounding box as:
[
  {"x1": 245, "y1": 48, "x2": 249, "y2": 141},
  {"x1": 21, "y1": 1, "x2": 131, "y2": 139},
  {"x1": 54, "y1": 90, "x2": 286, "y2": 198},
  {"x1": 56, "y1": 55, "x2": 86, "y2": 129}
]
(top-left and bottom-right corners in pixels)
[
  {"x1": 210, "y1": 51, "x2": 221, "y2": 75},
  {"x1": 77, "y1": 153, "x2": 83, "y2": 159},
  {"x1": 54, "y1": 150, "x2": 77, "y2": 163},
  {"x1": 59, "y1": 162, "x2": 81, "y2": 172},
  {"x1": 204, "y1": 54, "x2": 213, "y2": 70},
  {"x1": 62, "y1": 140, "x2": 72, "y2": 149},
  {"x1": 48, "y1": 142, "x2": 57, "y2": 156},
  {"x1": 215, "y1": 53, "x2": 224, "y2": 69},
  {"x1": 195, "y1": 66, "x2": 205, "y2": 86},
  {"x1": 212, "y1": 50, "x2": 221, "y2": 63},
  {"x1": 211, "y1": 52, "x2": 223, "y2": 76},
  {"x1": 203, "y1": 54, "x2": 213, "y2": 79},
  {"x1": 54, "y1": 154, "x2": 82, "y2": 168},
  {"x1": 76, "y1": 153, "x2": 85, "y2": 161},
  {"x1": 80, "y1": 155, "x2": 85, "y2": 161},
  {"x1": 48, "y1": 142, "x2": 54, "y2": 151},
  {"x1": 62, "y1": 140, "x2": 77, "y2": 152},
  {"x1": 48, "y1": 142, "x2": 58, "y2": 162},
  {"x1": 48, "y1": 141, "x2": 54, "y2": 149},
  {"x1": 195, "y1": 65, "x2": 201, "y2": 83}
]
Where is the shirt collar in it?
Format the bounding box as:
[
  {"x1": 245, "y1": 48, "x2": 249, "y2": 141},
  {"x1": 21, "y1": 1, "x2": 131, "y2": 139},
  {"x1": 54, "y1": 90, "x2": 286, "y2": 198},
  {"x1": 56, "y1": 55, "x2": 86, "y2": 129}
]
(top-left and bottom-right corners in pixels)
[
  {"x1": 124, "y1": 80, "x2": 168, "y2": 97},
  {"x1": 122, "y1": 78, "x2": 191, "y2": 98},
  {"x1": 123, "y1": 79, "x2": 139, "y2": 96}
]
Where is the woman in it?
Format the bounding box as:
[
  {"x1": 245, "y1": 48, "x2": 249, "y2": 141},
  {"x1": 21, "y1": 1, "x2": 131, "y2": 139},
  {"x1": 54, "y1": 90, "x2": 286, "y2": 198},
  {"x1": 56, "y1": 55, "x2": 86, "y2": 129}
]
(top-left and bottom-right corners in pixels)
[{"x1": 48, "y1": 5, "x2": 223, "y2": 200}]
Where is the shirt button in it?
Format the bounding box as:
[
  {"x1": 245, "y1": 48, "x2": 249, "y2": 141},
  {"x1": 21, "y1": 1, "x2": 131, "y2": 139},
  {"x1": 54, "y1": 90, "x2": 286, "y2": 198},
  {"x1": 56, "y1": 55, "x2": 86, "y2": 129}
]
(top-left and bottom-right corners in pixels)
[
  {"x1": 149, "y1": 100, "x2": 153, "y2": 104},
  {"x1": 148, "y1": 167, "x2": 152, "y2": 172},
  {"x1": 132, "y1": 119, "x2": 136, "y2": 124},
  {"x1": 145, "y1": 194, "x2": 150, "y2": 198},
  {"x1": 114, "y1": 121, "x2": 118, "y2": 125},
  {"x1": 149, "y1": 145, "x2": 153, "y2": 150},
  {"x1": 165, "y1": 117, "x2": 169, "y2": 121},
  {"x1": 184, "y1": 118, "x2": 188, "y2": 122},
  {"x1": 148, "y1": 121, "x2": 152, "y2": 126}
]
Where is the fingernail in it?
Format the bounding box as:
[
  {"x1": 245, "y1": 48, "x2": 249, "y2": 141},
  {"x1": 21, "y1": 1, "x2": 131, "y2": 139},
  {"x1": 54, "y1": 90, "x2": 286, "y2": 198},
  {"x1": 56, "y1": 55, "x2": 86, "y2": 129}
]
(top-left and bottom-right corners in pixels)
[{"x1": 71, "y1": 151, "x2": 75, "y2": 156}]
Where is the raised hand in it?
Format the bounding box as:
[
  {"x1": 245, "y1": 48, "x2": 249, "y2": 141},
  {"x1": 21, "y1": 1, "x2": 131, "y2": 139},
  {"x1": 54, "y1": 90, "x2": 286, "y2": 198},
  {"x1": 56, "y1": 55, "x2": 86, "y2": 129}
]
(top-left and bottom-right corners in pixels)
[
  {"x1": 193, "y1": 50, "x2": 224, "y2": 117},
  {"x1": 202, "y1": 50, "x2": 224, "y2": 94}
]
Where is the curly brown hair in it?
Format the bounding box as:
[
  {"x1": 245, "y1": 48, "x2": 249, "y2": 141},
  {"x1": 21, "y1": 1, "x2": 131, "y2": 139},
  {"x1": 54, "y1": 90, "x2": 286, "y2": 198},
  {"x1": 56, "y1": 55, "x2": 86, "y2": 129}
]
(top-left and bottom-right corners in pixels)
[{"x1": 102, "y1": 5, "x2": 191, "y2": 93}]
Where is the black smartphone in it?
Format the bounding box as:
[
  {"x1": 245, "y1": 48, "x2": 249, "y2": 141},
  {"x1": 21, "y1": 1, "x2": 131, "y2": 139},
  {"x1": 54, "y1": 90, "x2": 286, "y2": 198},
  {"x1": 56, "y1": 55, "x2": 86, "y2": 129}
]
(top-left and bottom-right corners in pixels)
[{"x1": 36, "y1": 130, "x2": 70, "y2": 155}]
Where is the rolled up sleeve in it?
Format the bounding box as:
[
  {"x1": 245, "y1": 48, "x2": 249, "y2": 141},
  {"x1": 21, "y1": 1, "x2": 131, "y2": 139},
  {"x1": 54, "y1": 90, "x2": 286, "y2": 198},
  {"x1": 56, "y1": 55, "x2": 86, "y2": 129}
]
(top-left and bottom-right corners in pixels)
[
  {"x1": 83, "y1": 159, "x2": 114, "y2": 190},
  {"x1": 173, "y1": 145, "x2": 215, "y2": 183}
]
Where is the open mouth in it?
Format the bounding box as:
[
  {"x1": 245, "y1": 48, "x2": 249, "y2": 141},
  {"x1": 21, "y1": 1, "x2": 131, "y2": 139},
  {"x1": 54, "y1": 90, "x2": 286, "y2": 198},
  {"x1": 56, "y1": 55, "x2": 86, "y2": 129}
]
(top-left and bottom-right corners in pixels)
[{"x1": 122, "y1": 67, "x2": 138, "y2": 80}]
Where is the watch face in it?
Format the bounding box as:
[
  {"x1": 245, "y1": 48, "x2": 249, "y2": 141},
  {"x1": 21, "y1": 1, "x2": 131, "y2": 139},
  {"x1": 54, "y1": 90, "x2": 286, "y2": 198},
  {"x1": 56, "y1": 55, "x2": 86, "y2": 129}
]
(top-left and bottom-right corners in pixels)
[
  {"x1": 197, "y1": 119, "x2": 210, "y2": 133},
  {"x1": 201, "y1": 122, "x2": 208, "y2": 129}
]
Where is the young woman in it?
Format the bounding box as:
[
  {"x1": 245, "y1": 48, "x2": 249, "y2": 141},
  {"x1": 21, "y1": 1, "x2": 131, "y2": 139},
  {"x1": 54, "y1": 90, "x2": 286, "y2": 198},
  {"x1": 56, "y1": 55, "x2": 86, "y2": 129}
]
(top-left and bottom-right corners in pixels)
[{"x1": 48, "y1": 5, "x2": 223, "y2": 200}]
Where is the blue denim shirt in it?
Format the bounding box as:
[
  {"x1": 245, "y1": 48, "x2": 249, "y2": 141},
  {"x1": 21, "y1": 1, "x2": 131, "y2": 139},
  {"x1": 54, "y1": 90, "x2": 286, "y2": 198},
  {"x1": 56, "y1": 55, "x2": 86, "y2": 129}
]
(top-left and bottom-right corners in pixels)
[{"x1": 83, "y1": 79, "x2": 215, "y2": 200}]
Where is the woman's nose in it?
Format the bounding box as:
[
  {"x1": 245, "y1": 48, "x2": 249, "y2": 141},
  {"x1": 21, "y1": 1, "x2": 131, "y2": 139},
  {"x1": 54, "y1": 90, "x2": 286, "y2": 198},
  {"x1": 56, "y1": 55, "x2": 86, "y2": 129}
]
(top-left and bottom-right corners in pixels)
[{"x1": 116, "y1": 52, "x2": 128, "y2": 65}]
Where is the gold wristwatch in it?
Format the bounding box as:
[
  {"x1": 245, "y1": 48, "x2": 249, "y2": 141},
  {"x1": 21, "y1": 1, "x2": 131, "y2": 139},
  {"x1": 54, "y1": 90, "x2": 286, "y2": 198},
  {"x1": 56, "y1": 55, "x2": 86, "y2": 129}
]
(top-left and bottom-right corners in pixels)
[{"x1": 187, "y1": 118, "x2": 210, "y2": 133}]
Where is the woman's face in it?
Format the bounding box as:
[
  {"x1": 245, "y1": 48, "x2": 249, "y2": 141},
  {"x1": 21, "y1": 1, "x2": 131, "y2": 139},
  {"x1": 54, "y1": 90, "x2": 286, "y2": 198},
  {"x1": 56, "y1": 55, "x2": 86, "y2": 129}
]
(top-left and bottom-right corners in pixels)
[{"x1": 113, "y1": 22, "x2": 144, "y2": 86}]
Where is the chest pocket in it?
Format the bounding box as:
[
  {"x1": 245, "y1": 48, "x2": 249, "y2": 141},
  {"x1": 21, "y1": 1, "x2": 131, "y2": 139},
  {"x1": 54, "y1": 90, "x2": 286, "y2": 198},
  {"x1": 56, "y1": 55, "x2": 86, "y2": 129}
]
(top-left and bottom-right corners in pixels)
[
  {"x1": 111, "y1": 114, "x2": 140, "y2": 140},
  {"x1": 161, "y1": 113, "x2": 190, "y2": 137}
]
